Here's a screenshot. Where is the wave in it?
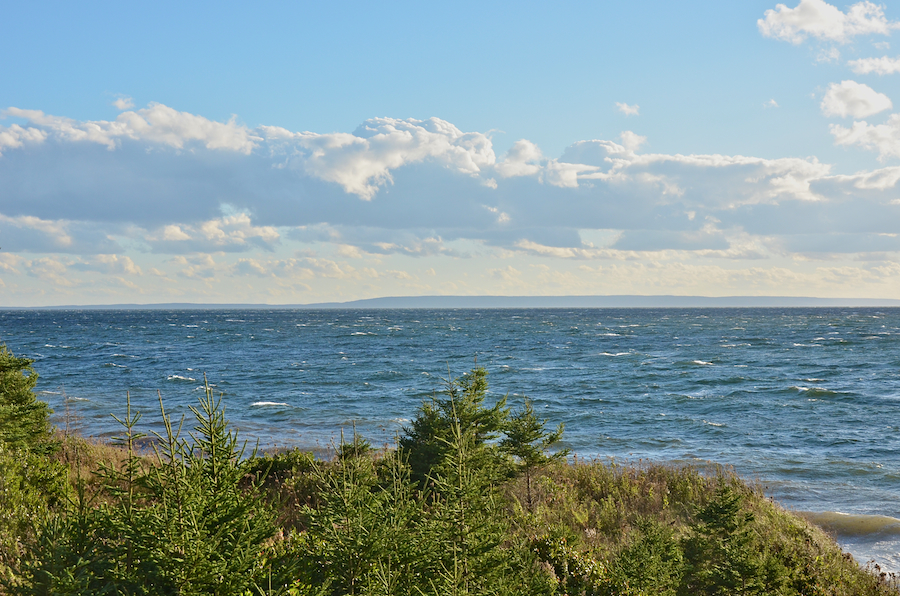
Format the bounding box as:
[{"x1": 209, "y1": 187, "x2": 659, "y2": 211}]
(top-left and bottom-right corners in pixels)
[
  {"x1": 800, "y1": 511, "x2": 900, "y2": 538},
  {"x1": 692, "y1": 360, "x2": 714, "y2": 366},
  {"x1": 251, "y1": 401, "x2": 290, "y2": 407},
  {"x1": 789, "y1": 386, "x2": 840, "y2": 397},
  {"x1": 167, "y1": 375, "x2": 196, "y2": 382}
]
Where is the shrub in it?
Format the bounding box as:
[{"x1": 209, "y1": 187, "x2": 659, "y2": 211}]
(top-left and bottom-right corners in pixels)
[
  {"x1": 13, "y1": 383, "x2": 281, "y2": 595},
  {"x1": 399, "y1": 367, "x2": 509, "y2": 487},
  {"x1": 0, "y1": 344, "x2": 54, "y2": 453}
]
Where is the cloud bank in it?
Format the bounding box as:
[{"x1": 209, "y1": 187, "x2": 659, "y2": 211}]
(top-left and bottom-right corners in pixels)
[{"x1": 3, "y1": 99, "x2": 900, "y2": 303}]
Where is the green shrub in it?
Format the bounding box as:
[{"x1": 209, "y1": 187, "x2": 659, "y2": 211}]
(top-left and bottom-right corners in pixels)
[
  {"x1": 13, "y1": 383, "x2": 281, "y2": 596},
  {"x1": 0, "y1": 443, "x2": 67, "y2": 586},
  {"x1": 399, "y1": 367, "x2": 509, "y2": 487},
  {"x1": 0, "y1": 345, "x2": 55, "y2": 454}
]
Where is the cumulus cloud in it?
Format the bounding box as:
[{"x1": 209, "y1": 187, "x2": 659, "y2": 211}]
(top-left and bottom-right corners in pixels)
[
  {"x1": 71, "y1": 254, "x2": 142, "y2": 275},
  {"x1": 615, "y1": 102, "x2": 640, "y2": 116},
  {"x1": 495, "y1": 140, "x2": 543, "y2": 178},
  {"x1": 144, "y1": 213, "x2": 280, "y2": 253},
  {"x1": 265, "y1": 117, "x2": 495, "y2": 199},
  {"x1": 5, "y1": 103, "x2": 260, "y2": 153},
  {"x1": 113, "y1": 96, "x2": 135, "y2": 110},
  {"x1": 820, "y1": 80, "x2": 892, "y2": 118},
  {"x1": 0, "y1": 124, "x2": 47, "y2": 155},
  {"x1": 764, "y1": 99, "x2": 780, "y2": 108},
  {"x1": 848, "y1": 55, "x2": 900, "y2": 74},
  {"x1": 4, "y1": 101, "x2": 900, "y2": 271},
  {"x1": 758, "y1": 0, "x2": 897, "y2": 44},
  {"x1": 831, "y1": 114, "x2": 900, "y2": 159}
]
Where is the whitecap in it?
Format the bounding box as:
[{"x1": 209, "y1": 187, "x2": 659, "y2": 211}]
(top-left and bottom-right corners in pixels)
[
  {"x1": 692, "y1": 360, "x2": 714, "y2": 366},
  {"x1": 167, "y1": 375, "x2": 197, "y2": 382},
  {"x1": 703, "y1": 420, "x2": 725, "y2": 427},
  {"x1": 251, "y1": 401, "x2": 289, "y2": 407}
]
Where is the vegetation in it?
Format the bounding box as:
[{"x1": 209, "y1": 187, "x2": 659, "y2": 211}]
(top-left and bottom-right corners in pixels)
[{"x1": 0, "y1": 346, "x2": 895, "y2": 595}]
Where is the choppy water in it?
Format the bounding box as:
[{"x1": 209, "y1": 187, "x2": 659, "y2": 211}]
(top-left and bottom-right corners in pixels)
[{"x1": 2, "y1": 307, "x2": 899, "y2": 570}]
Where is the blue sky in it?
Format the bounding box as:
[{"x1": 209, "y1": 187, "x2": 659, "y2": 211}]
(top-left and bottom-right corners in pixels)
[{"x1": 4, "y1": 0, "x2": 900, "y2": 305}]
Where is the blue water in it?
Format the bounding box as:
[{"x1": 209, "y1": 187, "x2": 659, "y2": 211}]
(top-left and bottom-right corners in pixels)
[{"x1": 2, "y1": 307, "x2": 900, "y2": 568}]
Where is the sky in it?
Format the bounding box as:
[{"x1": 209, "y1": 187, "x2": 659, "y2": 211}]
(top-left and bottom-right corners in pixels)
[{"x1": 4, "y1": 0, "x2": 900, "y2": 305}]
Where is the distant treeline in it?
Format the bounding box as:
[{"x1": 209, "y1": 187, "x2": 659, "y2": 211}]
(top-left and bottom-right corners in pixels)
[{"x1": 0, "y1": 344, "x2": 895, "y2": 595}]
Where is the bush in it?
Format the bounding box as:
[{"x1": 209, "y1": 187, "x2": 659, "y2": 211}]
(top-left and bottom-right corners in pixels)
[
  {"x1": 12, "y1": 383, "x2": 281, "y2": 595},
  {"x1": 0, "y1": 344, "x2": 54, "y2": 453}
]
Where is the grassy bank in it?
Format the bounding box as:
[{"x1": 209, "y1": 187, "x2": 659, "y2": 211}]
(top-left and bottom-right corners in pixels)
[{"x1": 0, "y1": 345, "x2": 896, "y2": 595}]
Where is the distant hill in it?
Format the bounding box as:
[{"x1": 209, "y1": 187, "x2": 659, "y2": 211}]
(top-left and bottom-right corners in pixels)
[{"x1": 8, "y1": 295, "x2": 900, "y2": 309}]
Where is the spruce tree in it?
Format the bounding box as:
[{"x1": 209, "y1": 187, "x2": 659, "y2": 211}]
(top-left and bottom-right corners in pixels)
[
  {"x1": 399, "y1": 368, "x2": 509, "y2": 487},
  {"x1": 500, "y1": 398, "x2": 567, "y2": 509},
  {"x1": 0, "y1": 344, "x2": 53, "y2": 453}
]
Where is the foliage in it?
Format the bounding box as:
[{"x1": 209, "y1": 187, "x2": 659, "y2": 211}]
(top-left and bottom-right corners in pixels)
[
  {"x1": 500, "y1": 398, "x2": 567, "y2": 509},
  {"x1": 295, "y1": 432, "x2": 421, "y2": 596},
  {"x1": 681, "y1": 483, "x2": 765, "y2": 595},
  {"x1": 399, "y1": 367, "x2": 509, "y2": 487},
  {"x1": 11, "y1": 383, "x2": 282, "y2": 595},
  {"x1": 610, "y1": 516, "x2": 683, "y2": 595},
  {"x1": 1, "y1": 361, "x2": 896, "y2": 596},
  {"x1": 0, "y1": 345, "x2": 55, "y2": 454},
  {"x1": 0, "y1": 443, "x2": 67, "y2": 586}
]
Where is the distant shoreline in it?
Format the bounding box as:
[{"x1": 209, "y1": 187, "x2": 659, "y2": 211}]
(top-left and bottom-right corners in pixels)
[{"x1": 4, "y1": 294, "x2": 900, "y2": 310}]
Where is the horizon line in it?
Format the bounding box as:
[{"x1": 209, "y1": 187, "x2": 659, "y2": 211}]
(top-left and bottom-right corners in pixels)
[{"x1": 5, "y1": 294, "x2": 900, "y2": 310}]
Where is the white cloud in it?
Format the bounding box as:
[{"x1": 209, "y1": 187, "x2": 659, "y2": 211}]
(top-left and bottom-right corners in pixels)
[
  {"x1": 5, "y1": 103, "x2": 260, "y2": 153},
  {"x1": 271, "y1": 117, "x2": 496, "y2": 200},
  {"x1": 0, "y1": 124, "x2": 47, "y2": 155},
  {"x1": 759, "y1": 0, "x2": 897, "y2": 44},
  {"x1": 495, "y1": 140, "x2": 543, "y2": 178},
  {"x1": 817, "y1": 47, "x2": 842, "y2": 62},
  {"x1": 848, "y1": 55, "x2": 900, "y2": 74},
  {"x1": 6, "y1": 103, "x2": 900, "y2": 279},
  {"x1": 71, "y1": 254, "x2": 142, "y2": 275},
  {"x1": 112, "y1": 96, "x2": 135, "y2": 110},
  {"x1": 831, "y1": 113, "x2": 900, "y2": 159},
  {"x1": 0, "y1": 214, "x2": 73, "y2": 247},
  {"x1": 619, "y1": 131, "x2": 647, "y2": 152},
  {"x1": 820, "y1": 80, "x2": 892, "y2": 118},
  {"x1": 27, "y1": 257, "x2": 76, "y2": 287},
  {"x1": 145, "y1": 213, "x2": 280, "y2": 253},
  {"x1": 615, "y1": 102, "x2": 640, "y2": 116},
  {"x1": 764, "y1": 99, "x2": 780, "y2": 108}
]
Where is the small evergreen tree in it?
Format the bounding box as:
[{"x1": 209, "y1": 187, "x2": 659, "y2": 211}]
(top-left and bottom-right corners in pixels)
[
  {"x1": 14, "y1": 381, "x2": 280, "y2": 595},
  {"x1": 420, "y1": 407, "x2": 527, "y2": 595},
  {"x1": 0, "y1": 345, "x2": 54, "y2": 453},
  {"x1": 299, "y1": 432, "x2": 424, "y2": 596},
  {"x1": 500, "y1": 398, "x2": 567, "y2": 509},
  {"x1": 399, "y1": 368, "x2": 509, "y2": 487},
  {"x1": 681, "y1": 483, "x2": 765, "y2": 596}
]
